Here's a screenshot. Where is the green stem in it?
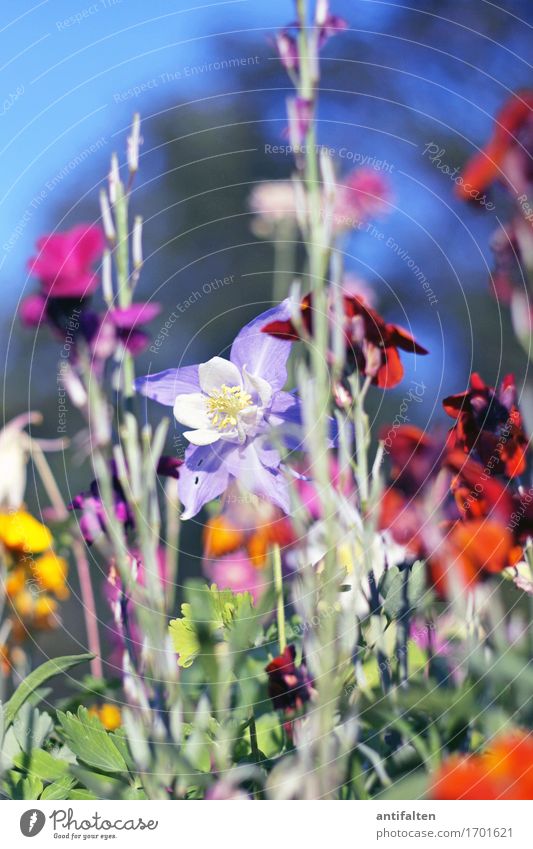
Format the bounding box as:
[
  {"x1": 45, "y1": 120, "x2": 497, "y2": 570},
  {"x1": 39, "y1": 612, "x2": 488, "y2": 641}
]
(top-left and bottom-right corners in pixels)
[{"x1": 272, "y1": 543, "x2": 286, "y2": 653}]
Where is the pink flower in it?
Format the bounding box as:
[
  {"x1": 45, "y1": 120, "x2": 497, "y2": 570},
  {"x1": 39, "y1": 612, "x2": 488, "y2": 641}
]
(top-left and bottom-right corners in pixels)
[
  {"x1": 203, "y1": 550, "x2": 267, "y2": 603},
  {"x1": 27, "y1": 224, "x2": 104, "y2": 298},
  {"x1": 333, "y1": 169, "x2": 392, "y2": 230}
]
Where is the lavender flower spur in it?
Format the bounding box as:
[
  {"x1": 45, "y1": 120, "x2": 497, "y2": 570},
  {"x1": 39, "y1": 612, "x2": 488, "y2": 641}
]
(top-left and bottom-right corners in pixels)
[{"x1": 135, "y1": 301, "x2": 302, "y2": 519}]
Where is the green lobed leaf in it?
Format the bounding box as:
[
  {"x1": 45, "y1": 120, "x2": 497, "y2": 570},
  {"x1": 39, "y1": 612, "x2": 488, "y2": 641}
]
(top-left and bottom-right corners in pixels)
[
  {"x1": 56, "y1": 707, "x2": 128, "y2": 774},
  {"x1": 169, "y1": 583, "x2": 256, "y2": 668},
  {"x1": 13, "y1": 749, "x2": 70, "y2": 782}
]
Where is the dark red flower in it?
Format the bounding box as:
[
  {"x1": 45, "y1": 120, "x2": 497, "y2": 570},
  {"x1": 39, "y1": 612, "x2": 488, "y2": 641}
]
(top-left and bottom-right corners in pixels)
[
  {"x1": 265, "y1": 645, "x2": 313, "y2": 713},
  {"x1": 262, "y1": 294, "x2": 428, "y2": 389},
  {"x1": 443, "y1": 373, "x2": 528, "y2": 478},
  {"x1": 457, "y1": 90, "x2": 533, "y2": 201}
]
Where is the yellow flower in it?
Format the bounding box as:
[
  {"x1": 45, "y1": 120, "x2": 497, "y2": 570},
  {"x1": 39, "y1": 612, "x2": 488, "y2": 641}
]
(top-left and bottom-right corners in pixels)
[
  {"x1": 32, "y1": 552, "x2": 69, "y2": 599},
  {"x1": 12, "y1": 589, "x2": 35, "y2": 619},
  {"x1": 33, "y1": 595, "x2": 58, "y2": 629},
  {"x1": 0, "y1": 510, "x2": 52, "y2": 554},
  {"x1": 89, "y1": 703, "x2": 122, "y2": 731}
]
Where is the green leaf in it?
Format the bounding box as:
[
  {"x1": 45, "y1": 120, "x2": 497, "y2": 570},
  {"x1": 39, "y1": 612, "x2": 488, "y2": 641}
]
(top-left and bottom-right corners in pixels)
[
  {"x1": 20, "y1": 775, "x2": 44, "y2": 800},
  {"x1": 255, "y1": 712, "x2": 284, "y2": 760},
  {"x1": 41, "y1": 776, "x2": 77, "y2": 800},
  {"x1": 169, "y1": 583, "x2": 256, "y2": 668},
  {"x1": 13, "y1": 706, "x2": 53, "y2": 754},
  {"x1": 380, "y1": 561, "x2": 428, "y2": 621},
  {"x1": 13, "y1": 749, "x2": 70, "y2": 782},
  {"x1": 3, "y1": 653, "x2": 94, "y2": 728},
  {"x1": 57, "y1": 707, "x2": 128, "y2": 774},
  {"x1": 70, "y1": 788, "x2": 98, "y2": 800}
]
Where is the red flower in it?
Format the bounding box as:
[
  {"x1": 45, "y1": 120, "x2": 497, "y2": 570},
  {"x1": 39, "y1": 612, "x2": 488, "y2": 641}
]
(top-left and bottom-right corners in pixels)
[
  {"x1": 457, "y1": 90, "x2": 533, "y2": 201},
  {"x1": 262, "y1": 294, "x2": 428, "y2": 389},
  {"x1": 443, "y1": 373, "x2": 528, "y2": 478},
  {"x1": 265, "y1": 645, "x2": 313, "y2": 713},
  {"x1": 432, "y1": 732, "x2": 533, "y2": 800},
  {"x1": 27, "y1": 224, "x2": 104, "y2": 298},
  {"x1": 379, "y1": 426, "x2": 520, "y2": 595}
]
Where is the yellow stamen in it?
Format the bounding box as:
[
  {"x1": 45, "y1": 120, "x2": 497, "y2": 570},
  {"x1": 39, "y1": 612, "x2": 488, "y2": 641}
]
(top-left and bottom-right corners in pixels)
[{"x1": 206, "y1": 384, "x2": 252, "y2": 432}]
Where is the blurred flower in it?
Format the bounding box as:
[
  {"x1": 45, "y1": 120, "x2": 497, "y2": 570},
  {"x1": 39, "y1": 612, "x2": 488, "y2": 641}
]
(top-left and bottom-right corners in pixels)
[
  {"x1": 249, "y1": 181, "x2": 298, "y2": 236},
  {"x1": 0, "y1": 510, "x2": 53, "y2": 554},
  {"x1": 88, "y1": 703, "x2": 122, "y2": 731},
  {"x1": 0, "y1": 413, "x2": 36, "y2": 510},
  {"x1": 27, "y1": 224, "x2": 105, "y2": 298},
  {"x1": 136, "y1": 301, "x2": 303, "y2": 519},
  {"x1": 204, "y1": 550, "x2": 266, "y2": 603},
  {"x1": 203, "y1": 484, "x2": 294, "y2": 566},
  {"x1": 69, "y1": 457, "x2": 179, "y2": 544},
  {"x1": 32, "y1": 551, "x2": 69, "y2": 600},
  {"x1": 105, "y1": 548, "x2": 168, "y2": 668},
  {"x1": 333, "y1": 169, "x2": 392, "y2": 230},
  {"x1": 69, "y1": 472, "x2": 133, "y2": 546},
  {"x1": 263, "y1": 293, "x2": 428, "y2": 388},
  {"x1": 432, "y1": 731, "x2": 533, "y2": 800},
  {"x1": 457, "y1": 90, "x2": 533, "y2": 201},
  {"x1": 443, "y1": 372, "x2": 528, "y2": 478},
  {"x1": 379, "y1": 425, "x2": 520, "y2": 595},
  {"x1": 266, "y1": 644, "x2": 314, "y2": 713},
  {"x1": 91, "y1": 302, "x2": 162, "y2": 359}
]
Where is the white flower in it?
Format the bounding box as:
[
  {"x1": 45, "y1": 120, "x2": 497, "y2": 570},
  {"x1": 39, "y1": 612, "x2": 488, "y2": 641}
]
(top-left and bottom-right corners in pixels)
[
  {"x1": 173, "y1": 356, "x2": 273, "y2": 447},
  {"x1": 0, "y1": 414, "x2": 33, "y2": 509}
]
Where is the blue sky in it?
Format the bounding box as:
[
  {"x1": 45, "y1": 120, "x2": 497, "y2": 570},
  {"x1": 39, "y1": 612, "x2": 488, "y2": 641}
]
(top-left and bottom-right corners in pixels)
[{"x1": 1, "y1": 0, "x2": 531, "y2": 358}]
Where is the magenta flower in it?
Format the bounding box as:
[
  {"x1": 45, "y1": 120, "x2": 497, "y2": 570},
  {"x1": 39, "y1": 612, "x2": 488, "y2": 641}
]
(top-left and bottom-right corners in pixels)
[
  {"x1": 135, "y1": 302, "x2": 302, "y2": 519},
  {"x1": 21, "y1": 224, "x2": 104, "y2": 333},
  {"x1": 27, "y1": 224, "x2": 104, "y2": 298}
]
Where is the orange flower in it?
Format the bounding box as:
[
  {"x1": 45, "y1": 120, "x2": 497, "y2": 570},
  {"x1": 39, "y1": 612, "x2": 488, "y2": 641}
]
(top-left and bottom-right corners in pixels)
[
  {"x1": 456, "y1": 90, "x2": 533, "y2": 200},
  {"x1": 432, "y1": 732, "x2": 533, "y2": 800},
  {"x1": 203, "y1": 509, "x2": 294, "y2": 568},
  {"x1": 204, "y1": 516, "x2": 245, "y2": 559},
  {"x1": 89, "y1": 703, "x2": 122, "y2": 731}
]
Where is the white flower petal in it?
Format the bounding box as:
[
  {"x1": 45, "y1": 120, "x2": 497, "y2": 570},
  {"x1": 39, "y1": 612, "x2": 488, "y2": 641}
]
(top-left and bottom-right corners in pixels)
[
  {"x1": 243, "y1": 366, "x2": 273, "y2": 407},
  {"x1": 173, "y1": 393, "x2": 211, "y2": 429},
  {"x1": 183, "y1": 429, "x2": 221, "y2": 446},
  {"x1": 199, "y1": 357, "x2": 242, "y2": 394}
]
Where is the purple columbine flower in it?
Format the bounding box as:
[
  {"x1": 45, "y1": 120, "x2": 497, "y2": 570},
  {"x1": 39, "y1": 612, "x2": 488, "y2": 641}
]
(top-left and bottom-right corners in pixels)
[{"x1": 135, "y1": 301, "x2": 303, "y2": 520}]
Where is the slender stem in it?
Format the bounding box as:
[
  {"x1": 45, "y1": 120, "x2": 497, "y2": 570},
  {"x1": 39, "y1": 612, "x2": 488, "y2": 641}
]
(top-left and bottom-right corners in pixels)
[
  {"x1": 164, "y1": 477, "x2": 181, "y2": 615},
  {"x1": 397, "y1": 567, "x2": 411, "y2": 688},
  {"x1": 272, "y1": 543, "x2": 286, "y2": 653},
  {"x1": 30, "y1": 440, "x2": 102, "y2": 678}
]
